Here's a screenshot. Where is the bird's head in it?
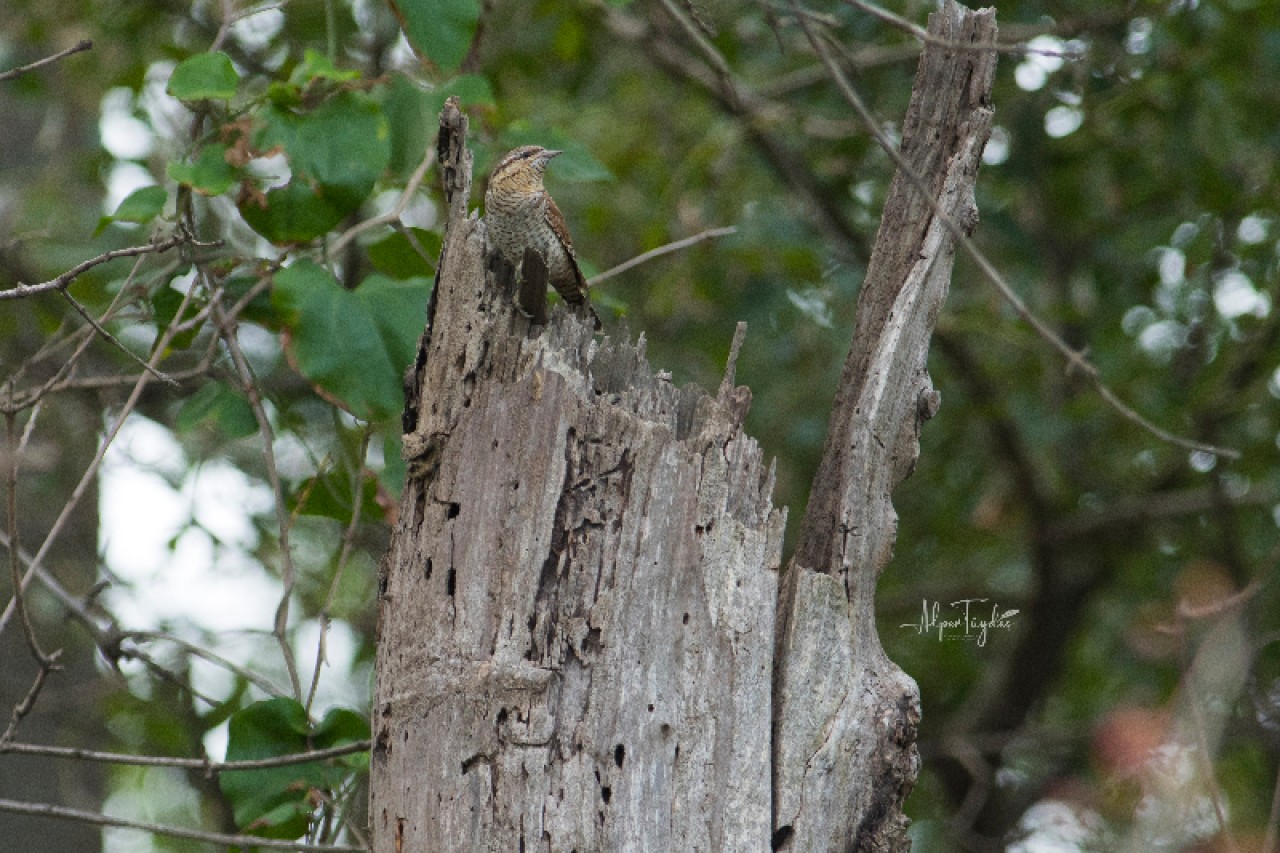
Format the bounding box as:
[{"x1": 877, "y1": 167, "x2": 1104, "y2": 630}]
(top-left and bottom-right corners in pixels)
[{"x1": 489, "y1": 145, "x2": 563, "y2": 194}]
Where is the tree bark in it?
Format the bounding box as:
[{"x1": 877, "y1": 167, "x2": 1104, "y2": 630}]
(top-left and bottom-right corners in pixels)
[
  {"x1": 372, "y1": 2, "x2": 996, "y2": 849},
  {"x1": 373, "y1": 101, "x2": 784, "y2": 850},
  {"x1": 776, "y1": 5, "x2": 996, "y2": 850}
]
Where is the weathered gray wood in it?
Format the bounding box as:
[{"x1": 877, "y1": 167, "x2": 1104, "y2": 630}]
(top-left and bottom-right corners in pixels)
[
  {"x1": 375, "y1": 0, "x2": 996, "y2": 844},
  {"x1": 374, "y1": 99, "x2": 785, "y2": 851},
  {"x1": 775, "y1": 4, "x2": 997, "y2": 851}
]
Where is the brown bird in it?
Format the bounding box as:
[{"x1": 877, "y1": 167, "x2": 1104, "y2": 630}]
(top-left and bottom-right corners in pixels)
[{"x1": 485, "y1": 145, "x2": 596, "y2": 321}]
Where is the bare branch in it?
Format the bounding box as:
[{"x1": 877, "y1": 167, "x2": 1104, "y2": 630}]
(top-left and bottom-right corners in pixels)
[
  {"x1": 2, "y1": 254, "x2": 161, "y2": 412},
  {"x1": 790, "y1": 9, "x2": 1238, "y2": 460},
  {"x1": 121, "y1": 630, "x2": 291, "y2": 698},
  {"x1": 0, "y1": 797, "x2": 366, "y2": 852},
  {"x1": 838, "y1": 0, "x2": 1084, "y2": 58},
  {"x1": 1, "y1": 412, "x2": 63, "y2": 742},
  {"x1": 0, "y1": 40, "x2": 92, "y2": 83},
  {"x1": 1, "y1": 665, "x2": 60, "y2": 743},
  {"x1": 0, "y1": 738, "x2": 370, "y2": 771},
  {"x1": 208, "y1": 281, "x2": 303, "y2": 700},
  {"x1": 601, "y1": 0, "x2": 868, "y2": 257},
  {"x1": 59, "y1": 290, "x2": 178, "y2": 386},
  {"x1": 0, "y1": 284, "x2": 201, "y2": 637},
  {"x1": 327, "y1": 144, "x2": 438, "y2": 261},
  {"x1": 306, "y1": 430, "x2": 373, "y2": 716},
  {"x1": 588, "y1": 226, "x2": 737, "y2": 286},
  {"x1": 0, "y1": 235, "x2": 218, "y2": 301}
]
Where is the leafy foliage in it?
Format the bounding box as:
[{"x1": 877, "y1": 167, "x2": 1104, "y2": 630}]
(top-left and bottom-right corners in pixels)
[{"x1": 220, "y1": 699, "x2": 367, "y2": 840}]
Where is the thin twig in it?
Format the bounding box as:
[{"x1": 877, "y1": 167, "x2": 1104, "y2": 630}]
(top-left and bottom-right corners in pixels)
[
  {"x1": 211, "y1": 0, "x2": 236, "y2": 51},
  {"x1": 327, "y1": 144, "x2": 438, "y2": 260},
  {"x1": 0, "y1": 40, "x2": 92, "y2": 83},
  {"x1": 122, "y1": 630, "x2": 290, "y2": 698},
  {"x1": 2, "y1": 412, "x2": 63, "y2": 743},
  {"x1": 0, "y1": 235, "x2": 218, "y2": 301},
  {"x1": 0, "y1": 738, "x2": 370, "y2": 771},
  {"x1": 208, "y1": 282, "x2": 303, "y2": 700},
  {"x1": 2, "y1": 254, "x2": 156, "y2": 413},
  {"x1": 306, "y1": 430, "x2": 372, "y2": 716},
  {"x1": 3, "y1": 412, "x2": 52, "y2": 659},
  {"x1": 0, "y1": 284, "x2": 202, "y2": 637},
  {"x1": 790, "y1": 7, "x2": 1238, "y2": 459},
  {"x1": 588, "y1": 226, "x2": 738, "y2": 286},
  {"x1": 0, "y1": 797, "x2": 366, "y2": 852},
  {"x1": 59, "y1": 290, "x2": 178, "y2": 386},
  {"x1": 1, "y1": 667, "x2": 59, "y2": 744},
  {"x1": 838, "y1": 0, "x2": 1084, "y2": 58}
]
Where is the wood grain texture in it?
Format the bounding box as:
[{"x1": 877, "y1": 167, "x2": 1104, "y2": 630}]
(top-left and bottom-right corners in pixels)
[
  {"x1": 775, "y1": 4, "x2": 998, "y2": 850},
  {"x1": 376, "y1": 99, "x2": 784, "y2": 851},
  {"x1": 376, "y1": 3, "x2": 997, "y2": 841}
]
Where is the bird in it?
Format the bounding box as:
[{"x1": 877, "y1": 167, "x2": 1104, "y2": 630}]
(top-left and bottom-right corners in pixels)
[{"x1": 484, "y1": 145, "x2": 598, "y2": 324}]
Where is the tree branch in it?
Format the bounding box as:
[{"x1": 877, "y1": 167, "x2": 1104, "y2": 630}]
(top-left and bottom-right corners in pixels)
[
  {"x1": 0, "y1": 235, "x2": 217, "y2": 301},
  {"x1": 791, "y1": 7, "x2": 1238, "y2": 460},
  {"x1": 0, "y1": 797, "x2": 365, "y2": 852},
  {"x1": 0, "y1": 40, "x2": 92, "y2": 83},
  {"x1": 0, "y1": 284, "x2": 203, "y2": 637},
  {"x1": 0, "y1": 738, "x2": 370, "y2": 771},
  {"x1": 208, "y1": 280, "x2": 303, "y2": 701},
  {"x1": 587, "y1": 226, "x2": 737, "y2": 286}
]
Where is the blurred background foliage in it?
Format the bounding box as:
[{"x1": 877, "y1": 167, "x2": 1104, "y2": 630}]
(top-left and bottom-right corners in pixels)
[{"x1": 0, "y1": 0, "x2": 1277, "y2": 850}]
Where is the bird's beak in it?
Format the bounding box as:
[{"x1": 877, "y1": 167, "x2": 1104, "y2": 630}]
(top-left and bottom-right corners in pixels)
[{"x1": 543, "y1": 149, "x2": 564, "y2": 160}]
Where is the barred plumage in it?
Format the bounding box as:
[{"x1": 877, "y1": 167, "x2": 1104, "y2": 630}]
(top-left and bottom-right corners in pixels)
[{"x1": 484, "y1": 145, "x2": 592, "y2": 310}]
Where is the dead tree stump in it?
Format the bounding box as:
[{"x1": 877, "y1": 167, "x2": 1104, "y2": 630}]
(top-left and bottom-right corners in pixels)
[{"x1": 372, "y1": 2, "x2": 996, "y2": 849}]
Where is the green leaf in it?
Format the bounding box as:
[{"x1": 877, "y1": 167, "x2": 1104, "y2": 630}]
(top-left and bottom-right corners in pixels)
[
  {"x1": 175, "y1": 381, "x2": 258, "y2": 439},
  {"x1": 272, "y1": 261, "x2": 431, "y2": 422},
  {"x1": 366, "y1": 228, "x2": 439, "y2": 279},
  {"x1": 112, "y1": 185, "x2": 168, "y2": 223},
  {"x1": 240, "y1": 92, "x2": 390, "y2": 243},
  {"x1": 220, "y1": 698, "x2": 312, "y2": 838},
  {"x1": 167, "y1": 143, "x2": 237, "y2": 195},
  {"x1": 391, "y1": 0, "x2": 481, "y2": 74},
  {"x1": 151, "y1": 284, "x2": 202, "y2": 352},
  {"x1": 239, "y1": 180, "x2": 350, "y2": 245},
  {"x1": 289, "y1": 48, "x2": 361, "y2": 86},
  {"x1": 314, "y1": 706, "x2": 370, "y2": 751},
  {"x1": 166, "y1": 52, "x2": 240, "y2": 101},
  {"x1": 291, "y1": 469, "x2": 384, "y2": 523},
  {"x1": 220, "y1": 699, "x2": 368, "y2": 840}
]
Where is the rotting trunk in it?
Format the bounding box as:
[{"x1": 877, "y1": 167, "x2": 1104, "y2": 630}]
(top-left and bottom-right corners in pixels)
[
  {"x1": 373, "y1": 101, "x2": 784, "y2": 851},
  {"x1": 372, "y1": 2, "x2": 997, "y2": 850}
]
